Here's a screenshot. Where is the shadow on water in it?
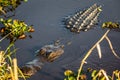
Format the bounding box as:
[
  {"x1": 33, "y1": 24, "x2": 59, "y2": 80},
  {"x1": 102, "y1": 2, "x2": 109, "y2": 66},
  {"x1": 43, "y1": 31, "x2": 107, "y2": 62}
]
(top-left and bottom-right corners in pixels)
[{"x1": 1, "y1": 0, "x2": 120, "y2": 80}]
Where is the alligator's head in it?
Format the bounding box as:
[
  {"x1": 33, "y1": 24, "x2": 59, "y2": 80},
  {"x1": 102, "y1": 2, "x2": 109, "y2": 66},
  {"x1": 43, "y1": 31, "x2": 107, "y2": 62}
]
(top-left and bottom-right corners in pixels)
[
  {"x1": 20, "y1": 44, "x2": 64, "y2": 76},
  {"x1": 36, "y1": 44, "x2": 64, "y2": 62}
]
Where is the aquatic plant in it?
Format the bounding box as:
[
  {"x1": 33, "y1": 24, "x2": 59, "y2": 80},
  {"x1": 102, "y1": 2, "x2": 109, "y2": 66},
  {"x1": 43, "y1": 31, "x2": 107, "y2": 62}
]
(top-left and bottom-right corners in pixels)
[
  {"x1": 0, "y1": 18, "x2": 34, "y2": 43},
  {"x1": 64, "y1": 70, "x2": 86, "y2": 80},
  {"x1": 0, "y1": 0, "x2": 27, "y2": 17},
  {"x1": 0, "y1": 46, "x2": 26, "y2": 80},
  {"x1": 64, "y1": 68, "x2": 120, "y2": 80},
  {"x1": 88, "y1": 68, "x2": 120, "y2": 80},
  {"x1": 0, "y1": 18, "x2": 31, "y2": 79},
  {"x1": 0, "y1": 0, "x2": 33, "y2": 79},
  {"x1": 102, "y1": 21, "x2": 120, "y2": 29}
]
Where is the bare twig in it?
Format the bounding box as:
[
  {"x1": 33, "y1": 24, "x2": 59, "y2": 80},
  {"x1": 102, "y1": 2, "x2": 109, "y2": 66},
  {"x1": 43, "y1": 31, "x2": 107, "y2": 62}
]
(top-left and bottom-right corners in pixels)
[
  {"x1": 0, "y1": 29, "x2": 16, "y2": 42},
  {"x1": 92, "y1": 69, "x2": 109, "y2": 80},
  {"x1": 105, "y1": 36, "x2": 120, "y2": 59},
  {"x1": 101, "y1": 69, "x2": 109, "y2": 80}
]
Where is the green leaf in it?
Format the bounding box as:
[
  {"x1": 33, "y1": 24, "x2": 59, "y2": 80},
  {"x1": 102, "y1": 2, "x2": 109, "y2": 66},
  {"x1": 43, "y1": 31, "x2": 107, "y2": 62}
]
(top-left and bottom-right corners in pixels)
[
  {"x1": 92, "y1": 70, "x2": 98, "y2": 77},
  {"x1": 68, "y1": 76, "x2": 76, "y2": 80},
  {"x1": 24, "y1": 0, "x2": 28, "y2": 2}
]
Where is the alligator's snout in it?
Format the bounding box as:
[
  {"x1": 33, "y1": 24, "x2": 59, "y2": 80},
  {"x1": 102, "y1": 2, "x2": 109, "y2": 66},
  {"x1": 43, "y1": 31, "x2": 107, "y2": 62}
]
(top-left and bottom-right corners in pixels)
[{"x1": 37, "y1": 44, "x2": 64, "y2": 62}]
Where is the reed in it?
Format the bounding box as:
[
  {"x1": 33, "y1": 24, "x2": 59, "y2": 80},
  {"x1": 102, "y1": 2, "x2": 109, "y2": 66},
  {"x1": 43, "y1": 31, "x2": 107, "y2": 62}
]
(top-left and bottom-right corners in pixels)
[
  {"x1": 0, "y1": 50, "x2": 26, "y2": 80},
  {"x1": 0, "y1": 32, "x2": 26, "y2": 80}
]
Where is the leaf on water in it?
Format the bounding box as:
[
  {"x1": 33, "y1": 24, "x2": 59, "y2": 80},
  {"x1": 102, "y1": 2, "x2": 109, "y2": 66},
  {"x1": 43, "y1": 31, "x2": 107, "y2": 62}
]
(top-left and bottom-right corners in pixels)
[
  {"x1": 96, "y1": 43, "x2": 102, "y2": 59},
  {"x1": 92, "y1": 70, "x2": 98, "y2": 77},
  {"x1": 64, "y1": 70, "x2": 74, "y2": 76}
]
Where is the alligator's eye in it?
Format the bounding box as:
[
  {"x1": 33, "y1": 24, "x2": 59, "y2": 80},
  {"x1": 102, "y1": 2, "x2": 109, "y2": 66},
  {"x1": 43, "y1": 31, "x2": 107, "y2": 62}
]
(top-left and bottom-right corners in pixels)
[
  {"x1": 60, "y1": 45, "x2": 64, "y2": 48},
  {"x1": 45, "y1": 51, "x2": 52, "y2": 57},
  {"x1": 37, "y1": 49, "x2": 46, "y2": 56}
]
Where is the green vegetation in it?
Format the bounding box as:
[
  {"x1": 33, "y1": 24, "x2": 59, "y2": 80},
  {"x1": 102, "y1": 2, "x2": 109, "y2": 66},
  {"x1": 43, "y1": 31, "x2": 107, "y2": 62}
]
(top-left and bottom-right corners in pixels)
[
  {"x1": 0, "y1": 18, "x2": 34, "y2": 43},
  {"x1": 64, "y1": 68, "x2": 120, "y2": 80},
  {"x1": 0, "y1": 46, "x2": 26, "y2": 80},
  {"x1": 0, "y1": 0, "x2": 27, "y2": 16},
  {"x1": 0, "y1": 0, "x2": 33, "y2": 80},
  {"x1": 102, "y1": 22, "x2": 120, "y2": 29},
  {"x1": 64, "y1": 69, "x2": 86, "y2": 80}
]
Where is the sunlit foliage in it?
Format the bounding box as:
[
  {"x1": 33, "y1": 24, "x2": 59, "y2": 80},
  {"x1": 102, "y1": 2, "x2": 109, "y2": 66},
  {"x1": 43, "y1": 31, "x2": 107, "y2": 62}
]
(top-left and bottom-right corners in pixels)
[
  {"x1": 0, "y1": 0, "x2": 30, "y2": 80},
  {"x1": 64, "y1": 68, "x2": 120, "y2": 80},
  {"x1": 64, "y1": 70, "x2": 86, "y2": 80},
  {"x1": 0, "y1": 0, "x2": 27, "y2": 16},
  {"x1": 102, "y1": 22, "x2": 120, "y2": 29},
  {"x1": 0, "y1": 49, "x2": 26, "y2": 80},
  {"x1": 0, "y1": 18, "x2": 34, "y2": 42}
]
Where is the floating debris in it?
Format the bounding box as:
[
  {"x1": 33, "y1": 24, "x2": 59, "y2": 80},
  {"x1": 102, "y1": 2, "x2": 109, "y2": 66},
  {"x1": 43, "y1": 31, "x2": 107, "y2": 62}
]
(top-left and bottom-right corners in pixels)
[
  {"x1": 21, "y1": 43, "x2": 64, "y2": 76},
  {"x1": 64, "y1": 4, "x2": 102, "y2": 33}
]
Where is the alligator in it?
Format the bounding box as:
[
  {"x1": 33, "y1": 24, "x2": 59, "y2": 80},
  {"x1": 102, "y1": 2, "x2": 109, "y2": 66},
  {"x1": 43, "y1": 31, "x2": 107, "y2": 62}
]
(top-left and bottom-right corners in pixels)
[
  {"x1": 64, "y1": 3, "x2": 102, "y2": 33},
  {"x1": 20, "y1": 43, "x2": 64, "y2": 76}
]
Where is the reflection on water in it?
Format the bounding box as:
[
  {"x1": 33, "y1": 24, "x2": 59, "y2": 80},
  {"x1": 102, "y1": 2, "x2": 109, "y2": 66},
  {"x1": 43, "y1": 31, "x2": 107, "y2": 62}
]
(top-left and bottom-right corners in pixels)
[{"x1": 1, "y1": 0, "x2": 120, "y2": 80}]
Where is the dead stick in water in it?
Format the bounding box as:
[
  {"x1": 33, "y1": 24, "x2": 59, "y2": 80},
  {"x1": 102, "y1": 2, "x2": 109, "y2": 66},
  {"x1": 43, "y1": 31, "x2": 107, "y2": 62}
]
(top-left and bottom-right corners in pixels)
[{"x1": 77, "y1": 29, "x2": 110, "y2": 80}]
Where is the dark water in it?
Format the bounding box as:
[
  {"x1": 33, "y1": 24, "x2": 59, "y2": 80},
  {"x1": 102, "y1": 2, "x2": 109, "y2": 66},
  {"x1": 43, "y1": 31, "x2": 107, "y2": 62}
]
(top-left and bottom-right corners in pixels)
[{"x1": 1, "y1": 0, "x2": 120, "y2": 80}]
